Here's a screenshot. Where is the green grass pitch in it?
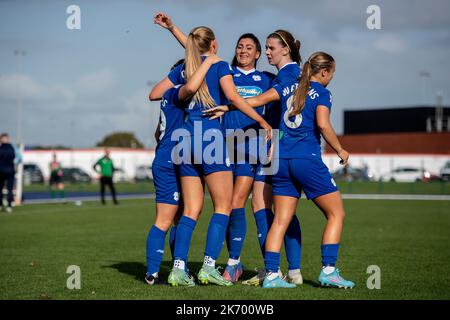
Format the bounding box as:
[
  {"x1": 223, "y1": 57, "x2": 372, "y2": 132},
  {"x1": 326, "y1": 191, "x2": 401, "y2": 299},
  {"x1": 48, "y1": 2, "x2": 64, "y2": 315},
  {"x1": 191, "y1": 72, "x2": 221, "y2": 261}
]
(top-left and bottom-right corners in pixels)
[
  {"x1": 23, "y1": 180, "x2": 450, "y2": 195},
  {"x1": 0, "y1": 198, "x2": 449, "y2": 300}
]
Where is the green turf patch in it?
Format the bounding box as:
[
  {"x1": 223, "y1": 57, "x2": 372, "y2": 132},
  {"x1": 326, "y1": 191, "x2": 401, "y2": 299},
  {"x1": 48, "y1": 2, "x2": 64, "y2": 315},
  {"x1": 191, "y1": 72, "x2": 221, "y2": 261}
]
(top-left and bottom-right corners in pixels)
[
  {"x1": 23, "y1": 182, "x2": 155, "y2": 194},
  {"x1": 23, "y1": 181, "x2": 450, "y2": 195},
  {"x1": 0, "y1": 199, "x2": 449, "y2": 299}
]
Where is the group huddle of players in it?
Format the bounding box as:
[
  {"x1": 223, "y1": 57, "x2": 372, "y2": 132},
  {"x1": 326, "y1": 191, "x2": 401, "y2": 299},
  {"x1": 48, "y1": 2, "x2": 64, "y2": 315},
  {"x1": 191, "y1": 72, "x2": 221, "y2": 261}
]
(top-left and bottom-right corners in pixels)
[{"x1": 144, "y1": 12, "x2": 355, "y2": 289}]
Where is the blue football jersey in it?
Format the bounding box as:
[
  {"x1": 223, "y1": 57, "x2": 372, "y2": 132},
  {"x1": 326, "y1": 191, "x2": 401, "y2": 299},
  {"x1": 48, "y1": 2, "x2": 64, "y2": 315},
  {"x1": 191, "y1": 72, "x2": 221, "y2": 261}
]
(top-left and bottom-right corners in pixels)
[
  {"x1": 153, "y1": 85, "x2": 186, "y2": 167},
  {"x1": 274, "y1": 81, "x2": 333, "y2": 159},
  {"x1": 265, "y1": 62, "x2": 301, "y2": 129},
  {"x1": 168, "y1": 63, "x2": 186, "y2": 86},
  {"x1": 222, "y1": 67, "x2": 273, "y2": 131},
  {"x1": 167, "y1": 58, "x2": 233, "y2": 134}
]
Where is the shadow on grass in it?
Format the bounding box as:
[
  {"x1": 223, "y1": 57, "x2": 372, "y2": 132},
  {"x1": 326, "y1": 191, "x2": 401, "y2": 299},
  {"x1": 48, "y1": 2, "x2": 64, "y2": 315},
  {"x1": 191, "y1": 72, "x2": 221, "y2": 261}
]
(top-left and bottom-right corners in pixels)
[
  {"x1": 105, "y1": 261, "x2": 322, "y2": 288},
  {"x1": 105, "y1": 260, "x2": 205, "y2": 283},
  {"x1": 105, "y1": 261, "x2": 147, "y2": 282},
  {"x1": 303, "y1": 279, "x2": 321, "y2": 288}
]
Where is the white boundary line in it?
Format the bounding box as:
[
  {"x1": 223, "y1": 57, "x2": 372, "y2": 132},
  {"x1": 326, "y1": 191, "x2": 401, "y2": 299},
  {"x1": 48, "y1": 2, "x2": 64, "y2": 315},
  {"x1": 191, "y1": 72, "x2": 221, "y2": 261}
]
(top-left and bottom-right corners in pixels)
[
  {"x1": 341, "y1": 194, "x2": 450, "y2": 201},
  {"x1": 23, "y1": 194, "x2": 155, "y2": 205},
  {"x1": 20, "y1": 193, "x2": 450, "y2": 205}
]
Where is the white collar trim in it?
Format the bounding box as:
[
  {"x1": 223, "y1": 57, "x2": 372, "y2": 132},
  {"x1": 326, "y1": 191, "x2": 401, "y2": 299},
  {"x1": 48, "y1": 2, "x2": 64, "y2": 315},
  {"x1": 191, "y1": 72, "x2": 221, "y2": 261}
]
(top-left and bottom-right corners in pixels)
[
  {"x1": 278, "y1": 62, "x2": 297, "y2": 71},
  {"x1": 236, "y1": 67, "x2": 256, "y2": 75}
]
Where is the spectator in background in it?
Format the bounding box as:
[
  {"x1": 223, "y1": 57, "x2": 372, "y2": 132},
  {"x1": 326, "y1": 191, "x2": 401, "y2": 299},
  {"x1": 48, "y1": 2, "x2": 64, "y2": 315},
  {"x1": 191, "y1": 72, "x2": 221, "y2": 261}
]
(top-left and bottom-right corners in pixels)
[
  {"x1": 0, "y1": 133, "x2": 16, "y2": 213},
  {"x1": 93, "y1": 149, "x2": 118, "y2": 205},
  {"x1": 49, "y1": 153, "x2": 65, "y2": 200}
]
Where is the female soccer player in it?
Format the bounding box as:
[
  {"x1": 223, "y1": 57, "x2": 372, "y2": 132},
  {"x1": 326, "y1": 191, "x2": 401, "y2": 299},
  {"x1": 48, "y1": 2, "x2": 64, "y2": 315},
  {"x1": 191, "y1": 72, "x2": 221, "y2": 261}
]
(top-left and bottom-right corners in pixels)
[
  {"x1": 145, "y1": 55, "x2": 222, "y2": 285},
  {"x1": 249, "y1": 52, "x2": 355, "y2": 288},
  {"x1": 218, "y1": 33, "x2": 274, "y2": 283},
  {"x1": 164, "y1": 26, "x2": 272, "y2": 287},
  {"x1": 206, "y1": 29, "x2": 305, "y2": 285}
]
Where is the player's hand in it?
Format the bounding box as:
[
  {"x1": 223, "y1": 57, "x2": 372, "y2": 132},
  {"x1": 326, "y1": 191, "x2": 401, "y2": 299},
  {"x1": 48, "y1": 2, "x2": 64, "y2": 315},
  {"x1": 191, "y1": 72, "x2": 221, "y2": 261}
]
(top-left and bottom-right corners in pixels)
[
  {"x1": 154, "y1": 12, "x2": 174, "y2": 30},
  {"x1": 338, "y1": 149, "x2": 349, "y2": 166},
  {"x1": 259, "y1": 121, "x2": 272, "y2": 142},
  {"x1": 203, "y1": 105, "x2": 229, "y2": 119},
  {"x1": 267, "y1": 143, "x2": 274, "y2": 163},
  {"x1": 205, "y1": 54, "x2": 222, "y2": 64}
]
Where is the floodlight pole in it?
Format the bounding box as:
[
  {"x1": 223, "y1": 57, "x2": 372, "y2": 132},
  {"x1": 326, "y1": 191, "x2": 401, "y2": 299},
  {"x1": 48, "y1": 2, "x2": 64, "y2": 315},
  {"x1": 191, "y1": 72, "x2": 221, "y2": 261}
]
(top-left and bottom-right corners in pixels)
[
  {"x1": 419, "y1": 71, "x2": 430, "y2": 105},
  {"x1": 14, "y1": 49, "x2": 26, "y2": 206}
]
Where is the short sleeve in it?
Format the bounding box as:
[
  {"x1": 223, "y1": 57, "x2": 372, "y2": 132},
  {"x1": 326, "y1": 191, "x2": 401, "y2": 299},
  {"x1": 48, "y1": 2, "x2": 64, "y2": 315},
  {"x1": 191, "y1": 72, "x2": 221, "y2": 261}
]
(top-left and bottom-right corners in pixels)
[
  {"x1": 317, "y1": 90, "x2": 332, "y2": 109},
  {"x1": 272, "y1": 78, "x2": 296, "y2": 99},
  {"x1": 272, "y1": 82, "x2": 284, "y2": 99},
  {"x1": 167, "y1": 64, "x2": 186, "y2": 85},
  {"x1": 164, "y1": 85, "x2": 182, "y2": 105},
  {"x1": 217, "y1": 61, "x2": 233, "y2": 80}
]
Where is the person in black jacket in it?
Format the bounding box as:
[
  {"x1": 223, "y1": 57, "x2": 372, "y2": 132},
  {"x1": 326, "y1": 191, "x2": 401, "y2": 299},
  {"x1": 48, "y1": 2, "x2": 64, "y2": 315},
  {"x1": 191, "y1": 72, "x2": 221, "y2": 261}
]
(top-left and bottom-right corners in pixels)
[{"x1": 0, "y1": 133, "x2": 16, "y2": 213}]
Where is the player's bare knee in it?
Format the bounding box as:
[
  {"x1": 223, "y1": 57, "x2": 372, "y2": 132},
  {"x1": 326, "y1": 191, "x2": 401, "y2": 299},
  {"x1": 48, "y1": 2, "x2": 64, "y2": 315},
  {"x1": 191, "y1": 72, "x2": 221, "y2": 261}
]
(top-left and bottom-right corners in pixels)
[
  {"x1": 214, "y1": 205, "x2": 232, "y2": 215},
  {"x1": 329, "y1": 209, "x2": 345, "y2": 221},
  {"x1": 272, "y1": 216, "x2": 290, "y2": 229},
  {"x1": 232, "y1": 195, "x2": 247, "y2": 209},
  {"x1": 251, "y1": 198, "x2": 264, "y2": 212},
  {"x1": 155, "y1": 219, "x2": 172, "y2": 231},
  {"x1": 183, "y1": 209, "x2": 201, "y2": 220}
]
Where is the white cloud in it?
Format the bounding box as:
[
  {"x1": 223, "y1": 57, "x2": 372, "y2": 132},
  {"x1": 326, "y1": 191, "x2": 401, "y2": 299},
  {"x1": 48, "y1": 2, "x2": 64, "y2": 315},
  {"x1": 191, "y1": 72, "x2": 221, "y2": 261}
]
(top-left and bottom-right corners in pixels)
[
  {"x1": 373, "y1": 34, "x2": 407, "y2": 54},
  {"x1": 0, "y1": 71, "x2": 160, "y2": 147},
  {"x1": 0, "y1": 73, "x2": 75, "y2": 105},
  {"x1": 75, "y1": 69, "x2": 117, "y2": 95},
  {"x1": 0, "y1": 68, "x2": 120, "y2": 112}
]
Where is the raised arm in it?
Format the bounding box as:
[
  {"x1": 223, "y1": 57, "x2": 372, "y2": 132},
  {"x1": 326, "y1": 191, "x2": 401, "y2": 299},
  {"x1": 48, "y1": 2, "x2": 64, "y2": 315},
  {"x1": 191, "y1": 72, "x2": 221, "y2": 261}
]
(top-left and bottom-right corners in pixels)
[
  {"x1": 154, "y1": 12, "x2": 187, "y2": 48},
  {"x1": 220, "y1": 75, "x2": 272, "y2": 139},
  {"x1": 149, "y1": 77, "x2": 174, "y2": 101},
  {"x1": 178, "y1": 55, "x2": 221, "y2": 101},
  {"x1": 316, "y1": 106, "x2": 349, "y2": 165}
]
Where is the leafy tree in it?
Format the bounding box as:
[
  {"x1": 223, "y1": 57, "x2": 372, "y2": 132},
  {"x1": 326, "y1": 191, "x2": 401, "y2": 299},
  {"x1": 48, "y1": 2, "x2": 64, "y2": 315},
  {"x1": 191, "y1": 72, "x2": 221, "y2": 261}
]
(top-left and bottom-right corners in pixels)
[{"x1": 96, "y1": 132, "x2": 144, "y2": 148}]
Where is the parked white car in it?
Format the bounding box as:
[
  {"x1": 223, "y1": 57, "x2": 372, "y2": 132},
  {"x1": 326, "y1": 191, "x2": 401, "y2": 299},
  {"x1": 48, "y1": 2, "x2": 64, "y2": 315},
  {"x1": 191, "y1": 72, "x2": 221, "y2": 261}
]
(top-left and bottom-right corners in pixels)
[
  {"x1": 440, "y1": 161, "x2": 450, "y2": 181},
  {"x1": 113, "y1": 168, "x2": 130, "y2": 183},
  {"x1": 380, "y1": 167, "x2": 430, "y2": 183},
  {"x1": 135, "y1": 165, "x2": 153, "y2": 181}
]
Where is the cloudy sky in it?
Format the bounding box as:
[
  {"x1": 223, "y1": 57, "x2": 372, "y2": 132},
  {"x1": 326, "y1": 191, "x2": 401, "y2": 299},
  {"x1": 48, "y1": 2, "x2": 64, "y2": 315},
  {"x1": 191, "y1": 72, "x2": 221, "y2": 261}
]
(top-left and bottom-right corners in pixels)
[{"x1": 0, "y1": 0, "x2": 449, "y2": 148}]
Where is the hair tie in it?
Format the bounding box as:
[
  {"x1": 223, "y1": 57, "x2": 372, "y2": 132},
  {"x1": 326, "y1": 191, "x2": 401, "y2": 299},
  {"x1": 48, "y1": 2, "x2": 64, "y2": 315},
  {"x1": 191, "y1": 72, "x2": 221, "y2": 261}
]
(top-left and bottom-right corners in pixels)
[{"x1": 274, "y1": 32, "x2": 291, "y2": 52}]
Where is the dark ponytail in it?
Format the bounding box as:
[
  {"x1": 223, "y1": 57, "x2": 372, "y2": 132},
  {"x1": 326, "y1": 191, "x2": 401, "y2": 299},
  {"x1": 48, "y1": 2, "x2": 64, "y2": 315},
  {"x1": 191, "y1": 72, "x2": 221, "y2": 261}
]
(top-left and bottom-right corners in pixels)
[{"x1": 290, "y1": 52, "x2": 335, "y2": 116}]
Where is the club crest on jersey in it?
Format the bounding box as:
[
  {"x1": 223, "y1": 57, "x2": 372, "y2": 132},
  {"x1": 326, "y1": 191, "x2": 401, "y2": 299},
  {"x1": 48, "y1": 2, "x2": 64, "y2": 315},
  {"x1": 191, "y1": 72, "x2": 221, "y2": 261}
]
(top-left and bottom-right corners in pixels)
[{"x1": 252, "y1": 75, "x2": 261, "y2": 81}]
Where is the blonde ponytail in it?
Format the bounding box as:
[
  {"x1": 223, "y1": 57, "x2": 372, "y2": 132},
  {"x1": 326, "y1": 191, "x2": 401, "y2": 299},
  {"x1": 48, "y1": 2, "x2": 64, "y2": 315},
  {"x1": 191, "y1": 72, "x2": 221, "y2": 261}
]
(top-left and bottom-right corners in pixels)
[
  {"x1": 290, "y1": 52, "x2": 335, "y2": 116},
  {"x1": 185, "y1": 26, "x2": 216, "y2": 108},
  {"x1": 290, "y1": 61, "x2": 311, "y2": 116}
]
